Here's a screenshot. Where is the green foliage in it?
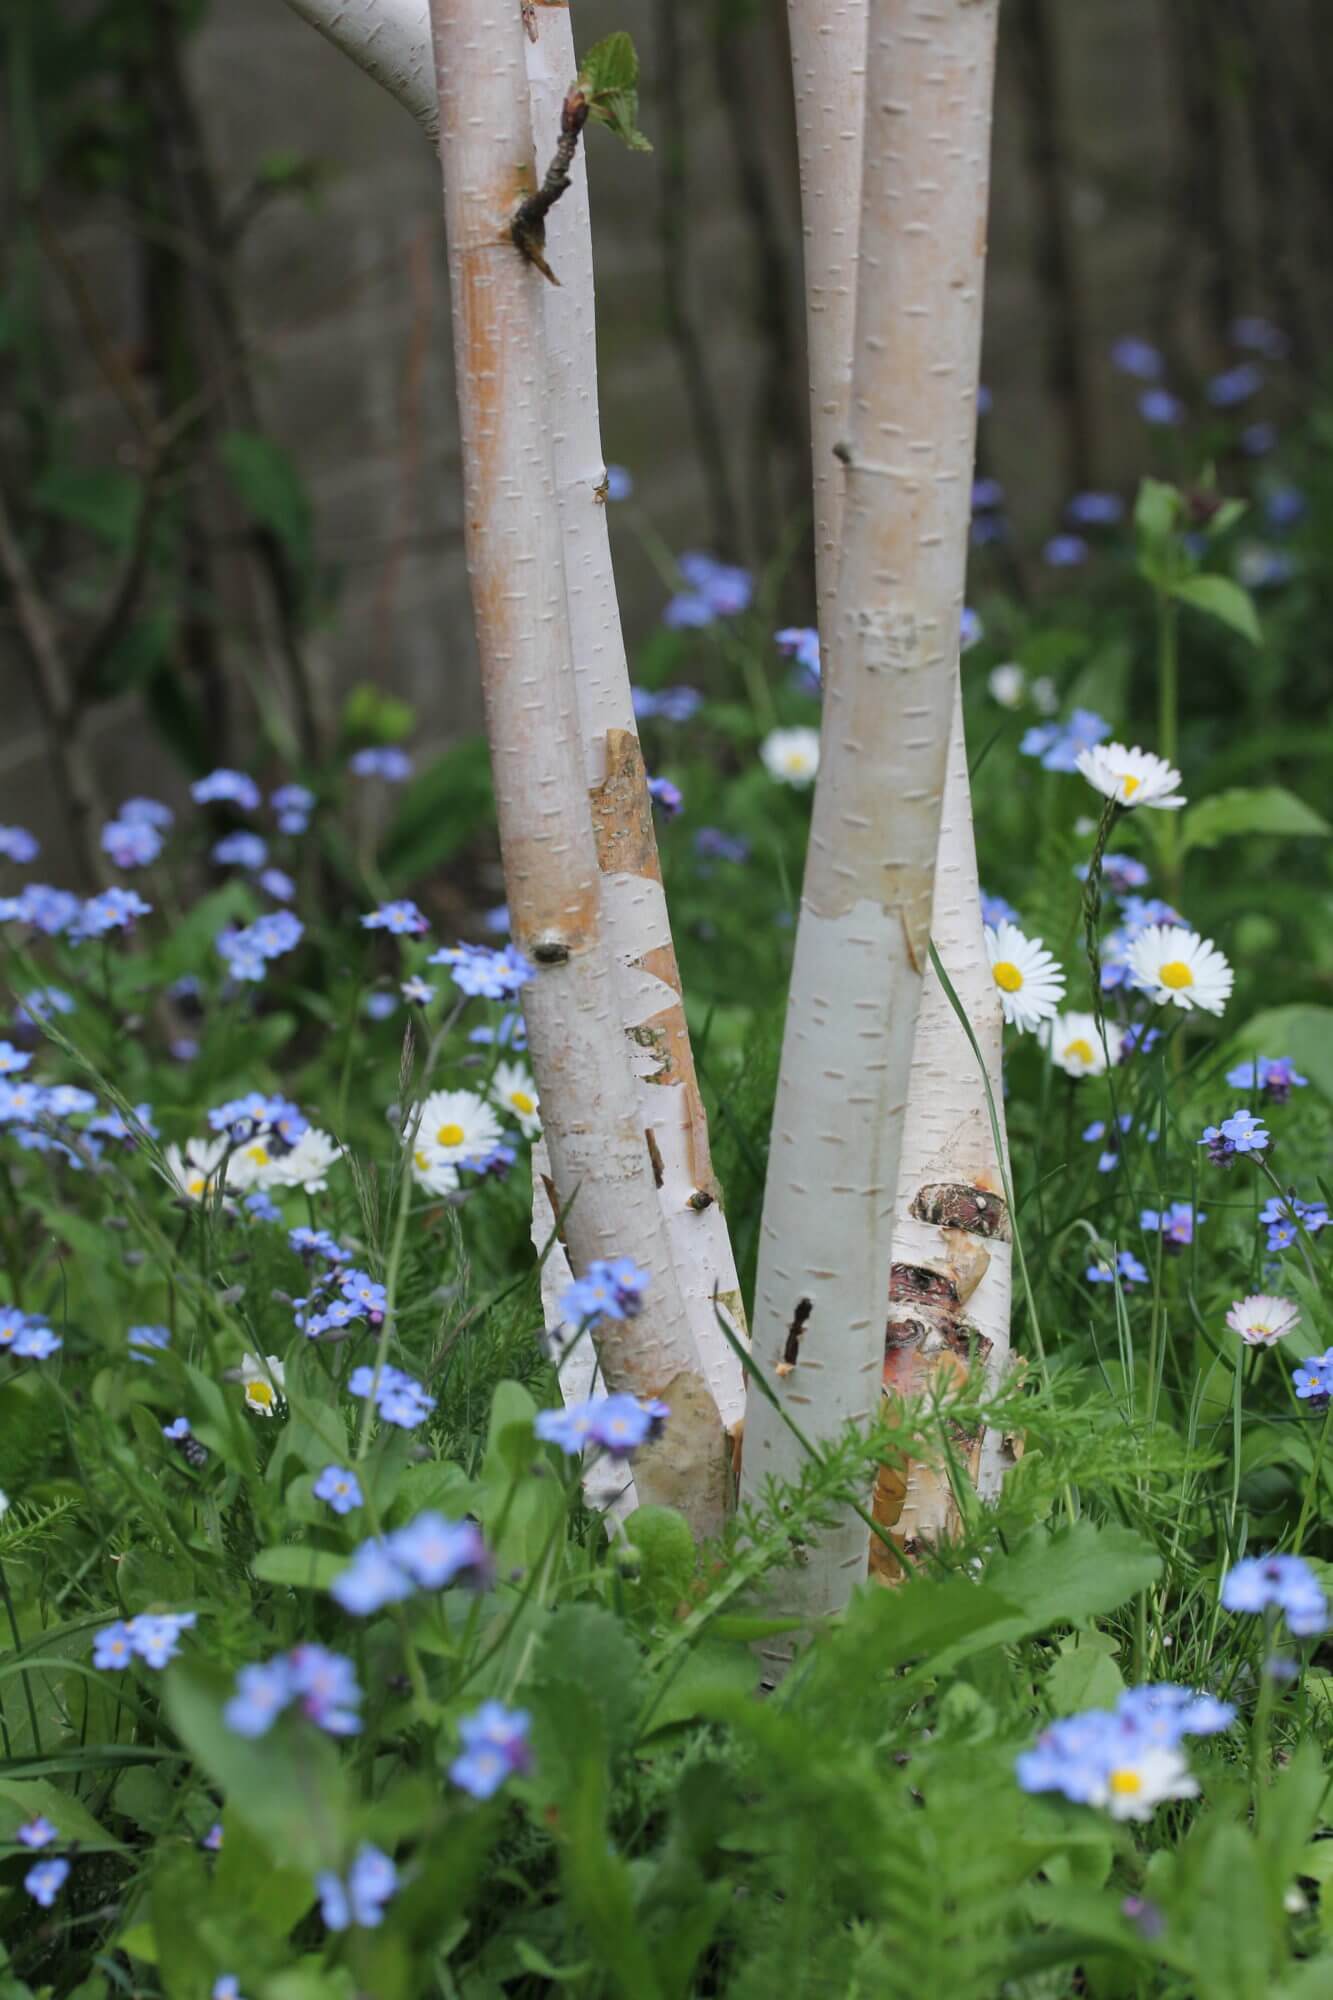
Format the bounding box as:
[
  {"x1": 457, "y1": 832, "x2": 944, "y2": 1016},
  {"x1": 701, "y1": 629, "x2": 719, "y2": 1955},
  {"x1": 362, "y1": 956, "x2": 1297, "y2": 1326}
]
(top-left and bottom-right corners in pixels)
[{"x1": 579, "y1": 32, "x2": 653, "y2": 152}]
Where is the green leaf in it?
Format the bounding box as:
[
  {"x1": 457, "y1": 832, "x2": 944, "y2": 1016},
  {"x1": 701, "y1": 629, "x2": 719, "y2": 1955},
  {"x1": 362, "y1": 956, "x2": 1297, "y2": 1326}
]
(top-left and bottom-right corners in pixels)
[
  {"x1": 31, "y1": 463, "x2": 139, "y2": 546},
  {"x1": 1181, "y1": 785, "x2": 1329, "y2": 855},
  {"x1": 1171, "y1": 573, "x2": 1262, "y2": 645},
  {"x1": 625, "y1": 1504, "x2": 697, "y2": 1617},
  {"x1": 478, "y1": 1380, "x2": 566, "y2": 1575},
  {"x1": 341, "y1": 681, "x2": 415, "y2": 745},
  {"x1": 249, "y1": 1544, "x2": 345, "y2": 1590},
  {"x1": 219, "y1": 429, "x2": 313, "y2": 574},
  {"x1": 641, "y1": 1637, "x2": 758, "y2": 1737},
  {"x1": 0, "y1": 1776, "x2": 125, "y2": 1851},
  {"x1": 1043, "y1": 1637, "x2": 1124, "y2": 1715},
  {"x1": 1133, "y1": 476, "x2": 1180, "y2": 577},
  {"x1": 982, "y1": 1521, "x2": 1162, "y2": 1638},
  {"x1": 579, "y1": 31, "x2": 638, "y2": 95}
]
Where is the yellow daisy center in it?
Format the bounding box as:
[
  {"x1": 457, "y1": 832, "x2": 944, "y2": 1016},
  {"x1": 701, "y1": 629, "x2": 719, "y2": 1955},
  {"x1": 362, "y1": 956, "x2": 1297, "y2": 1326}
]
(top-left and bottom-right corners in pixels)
[
  {"x1": 510, "y1": 1091, "x2": 534, "y2": 1115},
  {"x1": 414, "y1": 1149, "x2": 430, "y2": 1171},
  {"x1": 1064, "y1": 1037, "x2": 1095, "y2": 1066},
  {"x1": 1159, "y1": 960, "x2": 1193, "y2": 990},
  {"x1": 1108, "y1": 1768, "x2": 1142, "y2": 1797},
  {"x1": 245, "y1": 1380, "x2": 276, "y2": 1411},
  {"x1": 187, "y1": 1173, "x2": 206, "y2": 1197},
  {"x1": 1119, "y1": 773, "x2": 1141, "y2": 799},
  {"x1": 437, "y1": 1122, "x2": 465, "y2": 1147},
  {"x1": 246, "y1": 1144, "x2": 270, "y2": 1167},
  {"x1": 992, "y1": 961, "x2": 1024, "y2": 993}
]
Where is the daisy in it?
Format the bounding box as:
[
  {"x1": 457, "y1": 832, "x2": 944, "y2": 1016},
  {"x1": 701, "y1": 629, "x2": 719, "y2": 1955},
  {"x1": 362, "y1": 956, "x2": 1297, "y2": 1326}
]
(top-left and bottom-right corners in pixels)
[
  {"x1": 984, "y1": 921, "x2": 1066, "y2": 1033},
  {"x1": 1226, "y1": 1294, "x2": 1300, "y2": 1348},
  {"x1": 491, "y1": 1061, "x2": 540, "y2": 1138},
  {"x1": 257, "y1": 1128, "x2": 342, "y2": 1194},
  {"x1": 1089, "y1": 1745, "x2": 1199, "y2": 1823},
  {"x1": 1076, "y1": 742, "x2": 1186, "y2": 811},
  {"x1": 415, "y1": 1089, "x2": 502, "y2": 1168},
  {"x1": 1127, "y1": 925, "x2": 1233, "y2": 1015},
  {"x1": 760, "y1": 727, "x2": 820, "y2": 787},
  {"x1": 164, "y1": 1136, "x2": 229, "y2": 1203},
  {"x1": 240, "y1": 1352, "x2": 286, "y2": 1417},
  {"x1": 1043, "y1": 1010, "x2": 1124, "y2": 1077},
  {"x1": 410, "y1": 1146, "x2": 461, "y2": 1197}
]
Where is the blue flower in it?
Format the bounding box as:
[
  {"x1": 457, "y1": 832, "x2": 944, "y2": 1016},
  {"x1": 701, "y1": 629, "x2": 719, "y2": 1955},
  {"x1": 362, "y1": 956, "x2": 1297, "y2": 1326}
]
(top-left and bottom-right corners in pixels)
[
  {"x1": 648, "y1": 776, "x2": 683, "y2": 817},
  {"x1": 1100, "y1": 854, "x2": 1150, "y2": 894},
  {"x1": 24, "y1": 1857, "x2": 69, "y2": 1907},
  {"x1": 1140, "y1": 1201, "x2": 1203, "y2": 1250},
  {"x1": 340, "y1": 1270, "x2": 388, "y2": 1316},
  {"x1": 1199, "y1": 1108, "x2": 1269, "y2": 1166},
  {"x1": 128, "y1": 1324, "x2": 171, "y2": 1364},
  {"x1": 1138, "y1": 388, "x2": 1185, "y2": 426},
  {"x1": 1231, "y1": 316, "x2": 1288, "y2": 359},
  {"x1": 1221, "y1": 1554, "x2": 1327, "y2": 1635},
  {"x1": 17, "y1": 1814, "x2": 57, "y2": 1848},
  {"x1": 101, "y1": 818, "x2": 163, "y2": 868},
  {"x1": 71, "y1": 888, "x2": 152, "y2": 939},
  {"x1": 960, "y1": 607, "x2": 984, "y2": 650},
  {"x1": 163, "y1": 1417, "x2": 192, "y2": 1441},
  {"x1": 349, "y1": 747, "x2": 412, "y2": 781},
  {"x1": 317, "y1": 1844, "x2": 398, "y2": 1930},
  {"x1": 1292, "y1": 1353, "x2": 1333, "y2": 1404},
  {"x1": 0, "y1": 825, "x2": 38, "y2": 863},
  {"x1": 121, "y1": 796, "x2": 174, "y2": 828},
  {"x1": 243, "y1": 1190, "x2": 282, "y2": 1224},
  {"x1": 666, "y1": 551, "x2": 753, "y2": 624},
  {"x1": 270, "y1": 782, "x2": 314, "y2": 835},
  {"x1": 1110, "y1": 336, "x2": 1164, "y2": 380},
  {"x1": 1043, "y1": 535, "x2": 1089, "y2": 568},
  {"x1": 1, "y1": 885, "x2": 82, "y2": 935},
  {"x1": 1086, "y1": 1250, "x2": 1150, "y2": 1290},
  {"x1": 288, "y1": 1644, "x2": 363, "y2": 1734},
  {"x1": 1240, "y1": 421, "x2": 1277, "y2": 456},
  {"x1": 559, "y1": 1256, "x2": 650, "y2": 1325},
  {"x1": 972, "y1": 477, "x2": 1004, "y2": 511},
  {"x1": 0, "y1": 1041, "x2": 30, "y2": 1076},
  {"x1": 449, "y1": 1701, "x2": 532, "y2": 1798},
  {"x1": 775, "y1": 626, "x2": 822, "y2": 688},
  {"x1": 213, "y1": 1978, "x2": 242, "y2": 2000},
  {"x1": 428, "y1": 941, "x2": 534, "y2": 1000},
  {"x1": 362, "y1": 991, "x2": 398, "y2": 1020},
  {"x1": 977, "y1": 384, "x2": 992, "y2": 414},
  {"x1": 695, "y1": 827, "x2": 750, "y2": 866},
  {"x1": 224, "y1": 1658, "x2": 294, "y2": 1736},
  {"x1": 193, "y1": 769, "x2": 261, "y2": 811},
  {"x1": 362, "y1": 899, "x2": 429, "y2": 936},
  {"x1": 16, "y1": 987, "x2": 74, "y2": 1023},
  {"x1": 217, "y1": 912, "x2": 303, "y2": 981},
  {"x1": 979, "y1": 889, "x2": 1019, "y2": 929},
  {"x1": 130, "y1": 1612, "x2": 197, "y2": 1669},
  {"x1": 313, "y1": 1466, "x2": 364, "y2": 1515},
  {"x1": 91, "y1": 1620, "x2": 140, "y2": 1671},
  {"x1": 1115, "y1": 1684, "x2": 1234, "y2": 1742},
  {"x1": 634, "y1": 683, "x2": 704, "y2": 723},
  {"x1": 401, "y1": 975, "x2": 435, "y2": 1005},
  {"x1": 1019, "y1": 708, "x2": 1111, "y2": 773},
  {"x1": 347, "y1": 1362, "x2": 436, "y2": 1430},
  {"x1": 1264, "y1": 484, "x2": 1306, "y2": 531},
  {"x1": 605, "y1": 464, "x2": 633, "y2": 501},
  {"x1": 1066, "y1": 491, "x2": 1124, "y2": 527},
  {"x1": 330, "y1": 1539, "x2": 416, "y2": 1615},
  {"x1": 536, "y1": 1392, "x2": 669, "y2": 1460},
  {"x1": 213, "y1": 831, "x2": 268, "y2": 871},
  {"x1": 1259, "y1": 1194, "x2": 1328, "y2": 1253},
  {"x1": 1226, "y1": 1056, "x2": 1307, "y2": 1105},
  {"x1": 1207, "y1": 363, "x2": 1263, "y2": 408},
  {"x1": 6, "y1": 1317, "x2": 62, "y2": 1360},
  {"x1": 289, "y1": 1226, "x2": 351, "y2": 1263}
]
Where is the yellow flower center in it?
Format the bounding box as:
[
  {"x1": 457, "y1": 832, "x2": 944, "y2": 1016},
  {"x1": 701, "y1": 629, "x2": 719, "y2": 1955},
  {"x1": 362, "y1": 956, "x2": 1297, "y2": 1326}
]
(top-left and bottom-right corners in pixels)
[
  {"x1": 414, "y1": 1149, "x2": 430, "y2": 1171},
  {"x1": 1159, "y1": 960, "x2": 1193, "y2": 990},
  {"x1": 245, "y1": 1380, "x2": 276, "y2": 1411},
  {"x1": 246, "y1": 1144, "x2": 270, "y2": 1167},
  {"x1": 992, "y1": 961, "x2": 1024, "y2": 993},
  {"x1": 1108, "y1": 1768, "x2": 1142, "y2": 1797},
  {"x1": 437, "y1": 1122, "x2": 465, "y2": 1147},
  {"x1": 1120, "y1": 773, "x2": 1141, "y2": 799},
  {"x1": 187, "y1": 1174, "x2": 206, "y2": 1197},
  {"x1": 1064, "y1": 1037, "x2": 1095, "y2": 1066},
  {"x1": 510, "y1": 1091, "x2": 534, "y2": 1115}
]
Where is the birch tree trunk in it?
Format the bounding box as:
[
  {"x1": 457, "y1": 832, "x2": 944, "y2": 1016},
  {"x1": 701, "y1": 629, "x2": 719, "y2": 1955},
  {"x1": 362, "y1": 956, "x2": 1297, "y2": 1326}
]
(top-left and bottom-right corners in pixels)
[
  {"x1": 426, "y1": 0, "x2": 729, "y2": 1536},
  {"x1": 283, "y1": 0, "x2": 748, "y2": 1451},
  {"x1": 740, "y1": 0, "x2": 1002, "y2": 1633}
]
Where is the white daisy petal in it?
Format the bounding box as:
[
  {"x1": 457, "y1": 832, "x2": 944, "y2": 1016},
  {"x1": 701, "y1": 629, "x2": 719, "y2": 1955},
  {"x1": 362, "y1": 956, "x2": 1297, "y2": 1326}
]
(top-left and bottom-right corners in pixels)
[
  {"x1": 165, "y1": 1136, "x2": 228, "y2": 1203},
  {"x1": 491, "y1": 1060, "x2": 540, "y2": 1138},
  {"x1": 984, "y1": 921, "x2": 1066, "y2": 1034},
  {"x1": 1093, "y1": 1747, "x2": 1200, "y2": 1822},
  {"x1": 1042, "y1": 1010, "x2": 1123, "y2": 1077},
  {"x1": 1225, "y1": 1293, "x2": 1300, "y2": 1347},
  {"x1": 760, "y1": 727, "x2": 820, "y2": 787},
  {"x1": 240, "y1": 1351, "x2": 285, "y2": 1417},
  {"x1": 1076, "y1": 741, "x2": 1186, "y2": 811},
  {"x1": 1126, "y1": 924, "x2": 1233, "y2": 1015},
  {"x1": 414, "y1": 1088, "x2": 503, "y2": 1168}
]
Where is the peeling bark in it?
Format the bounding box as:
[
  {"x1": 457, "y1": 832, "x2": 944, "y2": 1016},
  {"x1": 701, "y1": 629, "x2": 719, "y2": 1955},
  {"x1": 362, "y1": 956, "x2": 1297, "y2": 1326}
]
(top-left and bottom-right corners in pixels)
[{"x1": 428, "y1": 0, "x2": 727, "y2": 1538}]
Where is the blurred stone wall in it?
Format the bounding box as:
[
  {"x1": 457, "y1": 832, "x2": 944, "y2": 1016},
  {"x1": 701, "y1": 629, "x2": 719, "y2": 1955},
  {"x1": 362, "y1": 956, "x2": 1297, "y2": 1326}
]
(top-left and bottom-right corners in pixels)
[{"x1": 3, "y1": 0, "x2": 1327, "y2": 873}]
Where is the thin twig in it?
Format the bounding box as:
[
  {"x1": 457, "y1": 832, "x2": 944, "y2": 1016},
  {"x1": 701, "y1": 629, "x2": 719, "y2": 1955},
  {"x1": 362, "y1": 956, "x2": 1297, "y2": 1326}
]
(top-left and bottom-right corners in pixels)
[{"x1": 510, "y1": 84, "x2": 590, "y2": 284}]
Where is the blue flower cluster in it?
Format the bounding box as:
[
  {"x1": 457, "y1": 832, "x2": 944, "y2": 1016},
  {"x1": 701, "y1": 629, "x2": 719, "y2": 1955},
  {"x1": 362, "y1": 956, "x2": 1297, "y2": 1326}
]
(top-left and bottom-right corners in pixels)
[
  {"x1": 25, "y1": 1857, "x2": 70, "y2": 1907},
  {"x1": 318, "y1": 1844, "x2": 399, "y2": 1931},
  {"x1": 1292, "y1": 1351, "x2": 1333, "y2": 1405},
  {"x1": 647, "y1": 776, "x2": 684, "y2": 818},
  {"x1": 1259, "y1": 1193, "x2": 1329, "y2": 1253},
  {"x1": 1139, "y1": 1201, "x2": 1203, "y2": 1250},
  {"x1": 1226, "y1": 1056, "x2": 1308, "y2": 1104},
  {"x1": 210, "y1": 1093, "x2": 308, "y2": 1148},
  {"x1": 224, "y1": 1643, "x2": 362, "y2": 1737},
  {"x1": 535, "y1": 1392, "x2": 670, "y2": 1459},
  {"x1": 0, "y1": 1307, "x2": 62, "y2": 1360},
  {"x1": 663, "y1": 551, "x2": 753, "y2": 628},
  {"x1": 296, "y1": 1265, "x2": 388, "y2": 1339},
  {"x1": 93, "y1": 1612, "x2": 196, "y2": 1671},
  {"x1": 1085, "y1": 1250, "x2": 1149, "y2": 1291},
  {"x1": 1220, "y1": 1554, "x2": 1327, "y2": 1635},
  {"x1": 0, "y1": 882, "x2": 152, "y2": 939},
  {"x1": 450, "y1": 1700, "x2": 532, "y2": 1799},
  {"x1": 330, "y1": 1511, "x2": 490, "y2": 1615},
  {"x1": 313, "y1": 1465, "x2": 364, "y2": 1514},
  {"x1": 633, "y1": 683, "x2": 703, "y2": 723},
  {"x1": 216, "y1": 910, "x2": 303, "y2": 983},
  {"x1": 363, "y1": 898, "x2": 430, "y2": 936},
  {"x1": 347, "y1": 1362, "x2": 436, "y2": 1429},
  {"x1": 428, "y1": 941, "x2": 534, "y2": 999},
  {"x1": 559, "y1": 1255, "x2": 650, "y2": 1325},
  {"x1": 694, "y1": 827, "x2": 750, "y2": 867},
  {"x1": 1199, "y1": 1108, "x2": 1269, "y2": 1166},
  {"x1": 0, "y1": 824, "x2": 39, "y2": 863},
  {"x1": 1020, "y1": 707, "x2": 1110, "y2": 773},
  {"x1": 775, "y1": 626, "x2": 821, "y2": 689},
  {"x1": 349, "y1": 746, "x2": 412, "y2": 781}
]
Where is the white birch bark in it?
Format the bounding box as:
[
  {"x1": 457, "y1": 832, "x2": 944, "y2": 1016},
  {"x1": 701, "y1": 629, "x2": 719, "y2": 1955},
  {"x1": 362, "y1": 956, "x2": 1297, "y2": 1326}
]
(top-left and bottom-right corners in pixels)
[
  {"x1": 281, "y1": 0, "x2": 438, "y2": 136},
  {"x1": 283, "y1": 0, "x2": 748, "y2": 1445},
  {"x1": 426, "y1": 0, "x2": 728, "y2": 1536},
  {"x1": 740, "y1": 0, "x2": 1002, "y2": 1631}
]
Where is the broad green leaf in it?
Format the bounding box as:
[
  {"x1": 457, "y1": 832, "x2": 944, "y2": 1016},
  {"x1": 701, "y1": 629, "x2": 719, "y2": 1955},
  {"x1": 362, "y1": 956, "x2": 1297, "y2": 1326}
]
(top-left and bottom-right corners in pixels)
[
  {"x1": 982, "y1": 1521, "x2": 1161, "y2": 1638},
  {"x1": 249, "y1": 1543, "x2": 345, "y2": 1590},
  {"x1": 1043, "y1": 1638, "x2": 1124, "y2": 1715},
  {"x1": 31, "y1": 463, "x2": 139, "y2": 546},
  {"x1": 478, "y1": 1379, "x2": 566, "y2": 1574},
  {"x1": 219, "y1": 429, "x2": 313, "y2": 574},
  {"x1": 579, "y1": 31, "x2": 638, "y2": 95},
  {"x1": 0, "y1": 1776, "x2": 125, "y2": 1851},
  {"x1": 1172, "y1": 572, "x2": 1262, "y2": 644},
  {"x1": 1181, "y1": 785, "x2": 1328, "y2": 855},
  {"x1": 641, "y1": 1637, "x2": 758, "y2": 1737}
]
